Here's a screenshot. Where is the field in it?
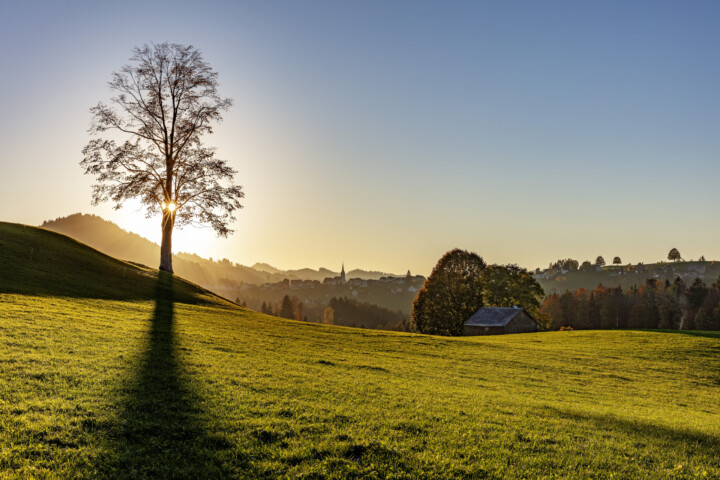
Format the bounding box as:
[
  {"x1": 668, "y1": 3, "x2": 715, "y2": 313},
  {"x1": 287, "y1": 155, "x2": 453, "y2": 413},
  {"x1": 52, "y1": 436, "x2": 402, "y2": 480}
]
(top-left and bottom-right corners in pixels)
[{"x1": 1, "y1": 224, "x2": 720, "y2": 479}]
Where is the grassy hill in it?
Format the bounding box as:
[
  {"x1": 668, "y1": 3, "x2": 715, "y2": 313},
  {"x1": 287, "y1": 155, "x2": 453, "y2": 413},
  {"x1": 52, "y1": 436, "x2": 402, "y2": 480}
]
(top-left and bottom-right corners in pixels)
[
  {"x1": 0, "y1": 222, "x2": 229, "y2": 304},
  {"x1": 1, "y1": 223, "x2": 720, "y2": 478}
]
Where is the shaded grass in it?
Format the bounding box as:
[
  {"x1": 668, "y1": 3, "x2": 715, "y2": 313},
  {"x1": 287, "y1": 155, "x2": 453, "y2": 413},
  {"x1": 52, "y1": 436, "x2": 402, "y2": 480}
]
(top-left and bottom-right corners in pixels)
[{"x1": 93, "y1": 272, "x2": 253, "y2": 478}]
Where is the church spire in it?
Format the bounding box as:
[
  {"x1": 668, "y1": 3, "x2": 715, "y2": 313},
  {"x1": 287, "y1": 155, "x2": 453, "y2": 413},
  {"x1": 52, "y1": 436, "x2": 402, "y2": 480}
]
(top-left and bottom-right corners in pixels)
[{"x1": 340, "y1": 263, "x2": 346, "y2": 283}]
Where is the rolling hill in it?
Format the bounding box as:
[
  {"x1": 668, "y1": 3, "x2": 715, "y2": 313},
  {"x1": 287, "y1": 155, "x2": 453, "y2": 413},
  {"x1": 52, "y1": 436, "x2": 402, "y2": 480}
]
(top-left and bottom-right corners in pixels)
[{"x1": 1, "y1": 222, "x2": 720, "y2": 478}]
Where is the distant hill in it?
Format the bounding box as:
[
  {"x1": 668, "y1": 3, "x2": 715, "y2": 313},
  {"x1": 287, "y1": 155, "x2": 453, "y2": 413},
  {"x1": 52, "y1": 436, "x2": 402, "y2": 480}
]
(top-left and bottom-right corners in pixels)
[
  {"x1": 40, "y1": 214, "x2": 399, "y2": 297},
  {"x1": 252, "y1": 263, "x2": 391, "y2": 282},
  {"x1": 252, "y1": 262, "x2": 283, "y2": 274},
  {"x1": 536, "y1": 262, "x2": 720, "y2": 296},
  {"x1": 41, "y1": 214, "x2": 278, "y2": 288}
]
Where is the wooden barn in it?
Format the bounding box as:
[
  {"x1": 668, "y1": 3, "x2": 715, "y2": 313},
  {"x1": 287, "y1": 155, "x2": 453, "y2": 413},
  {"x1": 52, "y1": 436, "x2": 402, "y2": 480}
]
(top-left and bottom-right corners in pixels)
[{"x1": 463, "y1": 307, "x2": 541, "y2": 336}]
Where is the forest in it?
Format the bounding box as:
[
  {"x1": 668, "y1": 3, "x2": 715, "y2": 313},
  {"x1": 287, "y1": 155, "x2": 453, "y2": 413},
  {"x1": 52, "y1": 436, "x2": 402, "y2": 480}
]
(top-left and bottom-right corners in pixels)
[
  {"x1": 540, "y1": 276, "x2": 720, "y2": 331},
  {"x1": 257, "y1": 295, "x2": 409, "y2": 331}
]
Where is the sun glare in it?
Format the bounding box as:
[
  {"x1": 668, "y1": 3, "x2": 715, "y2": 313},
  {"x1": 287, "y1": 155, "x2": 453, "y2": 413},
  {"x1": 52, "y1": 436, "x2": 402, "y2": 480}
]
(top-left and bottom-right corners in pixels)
[{"x1": 165, "y1": 202, "x2": 177, "y2": 212}]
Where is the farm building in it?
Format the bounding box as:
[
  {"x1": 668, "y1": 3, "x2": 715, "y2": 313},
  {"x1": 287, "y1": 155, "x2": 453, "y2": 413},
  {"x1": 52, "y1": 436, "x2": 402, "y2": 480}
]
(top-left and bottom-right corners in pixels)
[{"x1": 463, "y1": 307, "x2": 541, "y2": 336}]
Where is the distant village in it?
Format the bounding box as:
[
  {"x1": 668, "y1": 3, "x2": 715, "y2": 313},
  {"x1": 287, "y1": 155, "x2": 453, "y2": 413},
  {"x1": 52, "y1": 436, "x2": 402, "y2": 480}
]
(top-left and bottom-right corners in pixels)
[
  {"x1": 231, "y1": 265, "x2": 427, "y2": 323},
  {"x1": 242, "y1": 264, "x2": 425, "y2": 294}
]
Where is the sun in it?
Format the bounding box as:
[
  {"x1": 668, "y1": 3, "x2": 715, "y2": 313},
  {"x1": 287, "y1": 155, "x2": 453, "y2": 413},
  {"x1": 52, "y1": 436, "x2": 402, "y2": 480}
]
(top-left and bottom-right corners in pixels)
[{"x1": 165, "y1": 202, "x2": 177, "y2": 212}]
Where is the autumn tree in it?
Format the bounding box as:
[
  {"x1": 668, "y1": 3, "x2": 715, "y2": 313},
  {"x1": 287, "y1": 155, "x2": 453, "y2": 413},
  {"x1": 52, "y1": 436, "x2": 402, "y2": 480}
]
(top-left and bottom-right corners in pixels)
[
  {"x1": 81, "y1": 43, "x2": 243, "y2": 273},
  {"x1": 322, "y1": 306, "x2": 335, "y2": 325},
  {"x1": 539, "y1": 293, "x2": 563, "y2": 329},
  {"x1": 410, "y1": 249, "x2": 486, "y2": 336},
  {"x1": 595, "y1": 256, "x2": 606, "y2": 267},
  {"x1": 668, "y1": 248, "x2": 682, "y2": 262},
  {"x1": 573, "y1": 288, "x2": 593, "y2": 329},
  {"x1": 613, "y1": 257, "x2": 622, "y2": 265}
]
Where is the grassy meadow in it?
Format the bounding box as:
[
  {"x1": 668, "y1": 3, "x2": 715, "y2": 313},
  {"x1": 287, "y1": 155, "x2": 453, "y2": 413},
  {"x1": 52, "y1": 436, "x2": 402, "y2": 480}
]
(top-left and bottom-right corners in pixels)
[{"x1": 1, "y1": 224, "x2": 720, "y2": 479}]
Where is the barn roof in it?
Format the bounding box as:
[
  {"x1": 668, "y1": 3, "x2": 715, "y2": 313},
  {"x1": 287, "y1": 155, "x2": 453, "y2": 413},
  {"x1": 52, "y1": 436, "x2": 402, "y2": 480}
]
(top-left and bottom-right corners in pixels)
[{"x1": 464, "y1": 307, "x2": 528, "y2": 327}]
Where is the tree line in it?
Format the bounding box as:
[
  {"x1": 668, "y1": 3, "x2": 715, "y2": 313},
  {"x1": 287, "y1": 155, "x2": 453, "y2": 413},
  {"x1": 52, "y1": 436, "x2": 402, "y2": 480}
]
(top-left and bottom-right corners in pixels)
[
  {"x1": 546, "y1": 248, "x2": 689, "y2": 274},
  {"x1": 257, "y1": 294, "x2": 409, "y2": 331},
  {"x1": 540, "y1": 277, "x2": 720, "y2": 331},
  {"x1": 326, "y1": 297, "x2": 408, "y2": 330},
  {"x1": 260, "y1": 295, "x2": 305, "y2": 321}
]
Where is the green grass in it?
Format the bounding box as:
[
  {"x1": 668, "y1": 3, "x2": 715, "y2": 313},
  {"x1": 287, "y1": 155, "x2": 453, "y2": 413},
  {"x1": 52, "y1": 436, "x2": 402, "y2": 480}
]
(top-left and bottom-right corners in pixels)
[{"x1": 1, "y1": 224, "x2": 720, "y2": 479}]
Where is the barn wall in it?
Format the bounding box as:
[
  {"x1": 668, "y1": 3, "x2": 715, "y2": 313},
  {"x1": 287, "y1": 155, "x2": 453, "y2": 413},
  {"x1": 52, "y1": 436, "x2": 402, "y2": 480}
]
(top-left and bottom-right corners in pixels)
[
  {"x1": 463, "y1": 325, "x2": 505, "y2": 336},
  {"x1": 505, "y1": 312, "x2": 540, "y2": 334}
]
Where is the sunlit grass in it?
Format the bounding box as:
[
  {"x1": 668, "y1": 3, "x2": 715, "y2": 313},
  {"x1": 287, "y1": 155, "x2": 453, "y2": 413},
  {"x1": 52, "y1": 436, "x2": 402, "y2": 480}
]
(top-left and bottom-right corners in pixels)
[
  {"x1": 1, "y1": 291, "x2": 719, "y2": 479},
  {"x1": 1, "y1": 222, "x2": 719, "y2": 478}
]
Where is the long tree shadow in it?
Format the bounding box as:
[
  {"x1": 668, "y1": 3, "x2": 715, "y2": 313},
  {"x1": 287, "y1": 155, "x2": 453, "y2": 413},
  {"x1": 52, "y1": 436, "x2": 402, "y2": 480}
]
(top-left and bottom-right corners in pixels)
[
  {"x1": 541, "y1": 405, "x2": 720, "y2": 454},
  {"x1": 100, "y1": 272, "x2": 253, "y2": 478},
  {"x1": 647, "y1": 329, "x2": 720, "y2": 340}
]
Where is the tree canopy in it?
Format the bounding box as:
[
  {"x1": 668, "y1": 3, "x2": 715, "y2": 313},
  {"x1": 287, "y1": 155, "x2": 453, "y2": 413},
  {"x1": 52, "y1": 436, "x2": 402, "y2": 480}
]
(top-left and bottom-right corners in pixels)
[
  {"x1": 579, "y1": 260, "x2": 594, "y2": 272},
  {"x1": 482, "y1": 264, "x2": 544, "y2": 317},
  {"x1": 668, "y1": 248, "x2": 682, "y2": 262},
  {"x1": 550, "y1": 259, "x2": 579, "y2": 272},
  {"x1": 410, "y1": 249, "x2": 486, "y2": 336}
]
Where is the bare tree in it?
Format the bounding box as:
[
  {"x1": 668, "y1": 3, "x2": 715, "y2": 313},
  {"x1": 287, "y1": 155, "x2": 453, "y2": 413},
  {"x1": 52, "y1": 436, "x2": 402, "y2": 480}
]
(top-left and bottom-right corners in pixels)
[{"x1": 81, "y1": 43, "x2": 243, "y2": 273}]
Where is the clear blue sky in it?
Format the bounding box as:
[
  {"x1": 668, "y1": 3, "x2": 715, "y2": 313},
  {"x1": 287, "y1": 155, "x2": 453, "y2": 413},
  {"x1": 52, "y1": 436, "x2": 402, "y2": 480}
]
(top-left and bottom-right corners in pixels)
[{"x1": 1, "y1": 1, "x2": 719, "y2": 275}]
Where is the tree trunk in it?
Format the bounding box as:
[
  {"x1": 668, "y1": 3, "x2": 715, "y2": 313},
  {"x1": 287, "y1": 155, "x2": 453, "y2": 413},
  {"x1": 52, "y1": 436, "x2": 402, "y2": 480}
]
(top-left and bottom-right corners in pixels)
[{"x1": 159, "y1": 210, "x2": 175, "y2": 273}]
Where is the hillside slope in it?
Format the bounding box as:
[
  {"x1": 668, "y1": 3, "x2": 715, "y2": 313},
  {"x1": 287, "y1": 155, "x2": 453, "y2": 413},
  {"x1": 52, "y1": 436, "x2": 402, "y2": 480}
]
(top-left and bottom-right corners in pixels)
[
  {"x1": 0, "y1": 222, "x2": 230, "y2": 305},
  {"x1": 1, "y1": 223, "x2": 720, "y2": 479}
]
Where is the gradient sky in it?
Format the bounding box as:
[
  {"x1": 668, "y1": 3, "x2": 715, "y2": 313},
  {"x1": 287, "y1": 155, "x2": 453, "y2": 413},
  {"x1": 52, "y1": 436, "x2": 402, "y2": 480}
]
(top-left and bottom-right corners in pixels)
[{"x1": 1, "y1": 1, "x2": 719, "y2": 275}]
